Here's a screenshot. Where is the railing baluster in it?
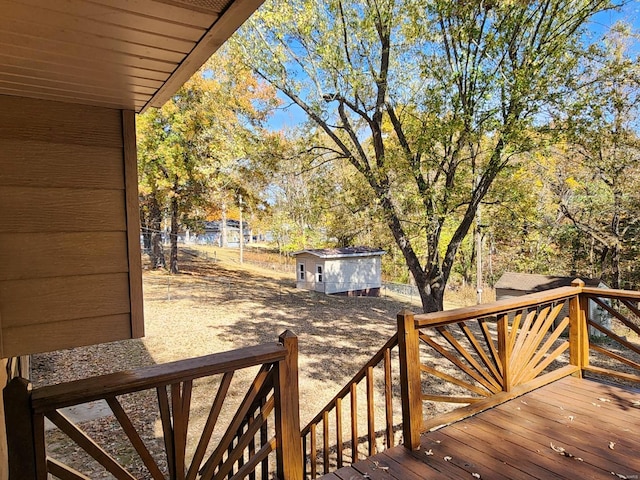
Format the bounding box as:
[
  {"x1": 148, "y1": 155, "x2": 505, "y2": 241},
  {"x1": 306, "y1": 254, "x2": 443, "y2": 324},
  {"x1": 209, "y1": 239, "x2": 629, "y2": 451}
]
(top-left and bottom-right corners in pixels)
[
  {"x1": 310, "y1": 423, "x2": 317, "y2": 478},
  {"x1": 106, "y1": 396, "x2": 164, "y2": 480},
  {"x1": 497, "y1": 313, "x2": 511, "y2": 392},
  {"x1": 350, "y1": 383, "x2": 358, "y2": 462},
  {"x1": 336, "y1": 397, "x2": 343, "y2": 468},
  {"x1": 260, "y1": 397, "x2": 268, "y2": 480},
  {"x1": 157, "y1": 385, "x2": 176, "y2": 479},
  {"x1": 302, "y1": 432, "x2": 308, "y2": 479},
  {"x1": 366, "y1": 366, "x2": 375, "y2": 456},
  {"x1": 384, "y1": 348, "x2": 393, "y2": 449},
  {"x1": 187, "y1": 372, "x2": 234, "y2": 480},
  {"x1": 322, "y1": 411, "x2": 329, "y2": 474},
  {"x1": 248, "y1": 415, "x2": 255, "y2": 480}
]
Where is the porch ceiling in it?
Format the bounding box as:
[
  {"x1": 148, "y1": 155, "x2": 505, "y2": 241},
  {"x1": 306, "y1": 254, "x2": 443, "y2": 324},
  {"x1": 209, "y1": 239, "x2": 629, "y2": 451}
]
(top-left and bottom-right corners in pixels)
[{"x1": 0, "y1": 0, "x2": 263, "y2": 113}]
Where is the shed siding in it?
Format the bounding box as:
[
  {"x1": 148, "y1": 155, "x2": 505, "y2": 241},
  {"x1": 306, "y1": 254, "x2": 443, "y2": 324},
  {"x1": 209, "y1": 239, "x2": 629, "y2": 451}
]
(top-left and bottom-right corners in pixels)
[
  {"x1": 0, "y1": 95, "x2": 143, "y2": 357},
  {"x1": 324, "y1": 257, "x2": 381, "y2": 294}
]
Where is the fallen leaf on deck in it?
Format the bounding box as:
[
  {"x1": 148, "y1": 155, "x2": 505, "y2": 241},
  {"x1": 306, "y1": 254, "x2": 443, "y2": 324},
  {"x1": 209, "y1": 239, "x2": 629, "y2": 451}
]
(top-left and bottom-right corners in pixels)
[
  {"x1": 611, "y1": 473, "x2": 628, "y2": 479},
  {"x1": 472, "y1": 473, "x2": 481, "y2": 479},
  {"x1": 568, "y1": 416, "x2": 574, "y2": 421},
  {"x1": 631, "y1": 400, "x2": 640, "y2": 408},
  {"x1": 444, "y1": 456, "x2": 452, "y2": 462},
  {"x1": 598, "y1": 397, "x2": 611, "y2": 403},
  {"x1": 425, "y1": 449, "x2": 434, "y2": 456},
  {"x1": 609, "y1": 442, "x2": 615, "y2": 450},
  {"x1": 372, "y1": 460, "x2": 388, "y2": 471},
  {"x1": 550, "y1": 442, "x2": 579, "y2": 459}
]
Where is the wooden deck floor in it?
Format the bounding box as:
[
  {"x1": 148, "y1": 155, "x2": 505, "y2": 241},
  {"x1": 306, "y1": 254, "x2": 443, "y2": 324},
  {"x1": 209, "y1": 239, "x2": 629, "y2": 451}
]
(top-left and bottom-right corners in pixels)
[{"x1": 320, "y1": 376, "x2": 640, "y2": 480}]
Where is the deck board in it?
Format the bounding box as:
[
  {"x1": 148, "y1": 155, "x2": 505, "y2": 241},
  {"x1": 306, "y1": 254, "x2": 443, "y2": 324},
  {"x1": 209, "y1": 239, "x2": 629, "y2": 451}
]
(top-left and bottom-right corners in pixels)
[{"x1": 318, "y1": 376, "x2": 640, "y2": 480}]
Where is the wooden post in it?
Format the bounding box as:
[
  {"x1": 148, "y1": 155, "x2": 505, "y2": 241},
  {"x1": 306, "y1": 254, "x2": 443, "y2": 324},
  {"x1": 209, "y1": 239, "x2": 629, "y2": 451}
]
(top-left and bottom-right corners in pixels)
[
  {"x1": 497, "y1": 313, "x2": 511, "y2": 392},
  {"x1": 0, "y1": 358, "x2": 8, "y2": 480},
  {"x1": 569, "y1": 279, "x2": 589, "y2": 375},
  {"x1": 397, "y1": 310, "x2": 422, "y2": 450},
  {"x1": 3, "y1": 377, "x2": 37, "y2": 479},
  {"x1": 275, "y1": 330, "x2": 303, "y2": 480}
]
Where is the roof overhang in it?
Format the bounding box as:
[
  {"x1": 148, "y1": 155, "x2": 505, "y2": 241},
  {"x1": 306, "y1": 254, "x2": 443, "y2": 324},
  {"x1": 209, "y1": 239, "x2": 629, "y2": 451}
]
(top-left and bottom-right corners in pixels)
[
  {"x1": 294, "y1": 249, "x2": 387, "y2": 259},
  {"x1": 0, "y1": 0, "x2": 264, "y2": 113}
]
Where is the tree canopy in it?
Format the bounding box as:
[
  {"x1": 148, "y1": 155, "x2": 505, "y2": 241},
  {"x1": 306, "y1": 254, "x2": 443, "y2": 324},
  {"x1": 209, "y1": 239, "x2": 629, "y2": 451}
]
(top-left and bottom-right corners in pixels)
[
  {"x1": 234, "y1": 0, "x2": 618, "y2": 311},
  {"x1": 137, "y1": 50, "x2": 279, "y2": 272}
]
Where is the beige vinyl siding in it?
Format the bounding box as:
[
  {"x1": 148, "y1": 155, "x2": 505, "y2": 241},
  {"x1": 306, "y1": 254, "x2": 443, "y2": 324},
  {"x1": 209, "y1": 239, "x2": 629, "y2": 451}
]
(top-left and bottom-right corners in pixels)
[{"x1": 0, "y1": 95, "x2": 143, "y2": 357}]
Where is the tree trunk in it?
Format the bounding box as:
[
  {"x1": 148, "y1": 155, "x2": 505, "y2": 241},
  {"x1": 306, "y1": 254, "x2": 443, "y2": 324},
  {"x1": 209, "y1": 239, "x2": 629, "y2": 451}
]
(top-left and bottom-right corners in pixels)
[
  {"x1": 140, "y1": 202, "x2": 152, "y2": 253},
  {"x1": 150, "y1": 195, "x2": 165, "y2": 269},
  {"x1": 417, "y1": 281, "x2": 445, "y2": 312},
  {"x1": 170, "y1": 195, "x2": 179, "y2": 274}
]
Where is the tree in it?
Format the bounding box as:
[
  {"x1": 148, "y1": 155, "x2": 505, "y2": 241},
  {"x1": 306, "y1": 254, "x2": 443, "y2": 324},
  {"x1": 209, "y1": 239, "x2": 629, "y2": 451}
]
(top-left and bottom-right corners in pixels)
[
  {"x1": 137, "y1": 50, "x2": 278, "y2": 272},
  {"x1": 547, "y1": 23, "x2": 640, "y2": 288},
  {"x1": 235, "y1": 0, "x2": 615, "y2": 311}
]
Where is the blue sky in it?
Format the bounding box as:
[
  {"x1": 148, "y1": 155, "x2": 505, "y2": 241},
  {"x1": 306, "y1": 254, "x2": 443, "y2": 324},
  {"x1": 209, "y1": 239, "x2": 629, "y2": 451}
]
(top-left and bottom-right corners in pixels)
[{"x1": 266, "y1": 2, "x2": 640, "y2": 130}]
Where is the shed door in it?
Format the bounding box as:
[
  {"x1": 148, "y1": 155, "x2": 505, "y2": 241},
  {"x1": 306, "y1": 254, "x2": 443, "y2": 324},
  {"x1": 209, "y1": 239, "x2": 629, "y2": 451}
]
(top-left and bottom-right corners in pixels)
[{"x1": 315, "y1": 264, "x2": 324, "y2": 292}]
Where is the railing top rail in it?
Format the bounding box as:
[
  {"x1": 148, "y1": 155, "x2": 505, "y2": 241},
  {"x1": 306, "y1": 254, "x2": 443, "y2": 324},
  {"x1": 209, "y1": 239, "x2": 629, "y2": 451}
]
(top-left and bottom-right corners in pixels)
[
  {"x1": 581, "y1": 287, "x2": 640, "y2": 301},
  {"x1": 32, "y1": 342, "x2": 287, "y2": 413},
  {"x1": 414, "y1": 286, "x2": 580, "y2": 328}
]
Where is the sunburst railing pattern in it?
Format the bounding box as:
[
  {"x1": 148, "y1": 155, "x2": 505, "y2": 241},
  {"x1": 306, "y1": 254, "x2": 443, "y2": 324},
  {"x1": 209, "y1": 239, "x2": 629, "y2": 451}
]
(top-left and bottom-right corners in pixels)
[{"x1": 5, "y1": 331, "x2": 302, "y2": 480}]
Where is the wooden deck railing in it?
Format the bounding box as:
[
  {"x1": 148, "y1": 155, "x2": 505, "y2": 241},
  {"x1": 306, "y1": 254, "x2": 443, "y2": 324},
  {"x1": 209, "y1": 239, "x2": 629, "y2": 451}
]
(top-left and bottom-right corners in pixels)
[
  {"x1": 300, "y1": 333, "x2": 400, "y2": 478},
  {"x1": 4, "y1": 330, "x2": 303, "y2": 480},
  {"x1": 5, "y1": 283, "x2": 640, "y2": 479},
  {"x1": 581, "y1": 287, "x2": 640, "y2": 383},
  {"x1": 302, "y1": 280, "x2": 640, "y2": 477}
]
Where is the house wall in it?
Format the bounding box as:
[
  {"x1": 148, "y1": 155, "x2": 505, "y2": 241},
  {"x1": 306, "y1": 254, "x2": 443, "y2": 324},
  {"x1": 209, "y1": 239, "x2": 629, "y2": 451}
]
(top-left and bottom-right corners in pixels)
[
  {"x1": 324, "y1": 256, "x2": 381, "y2": 295},
  {"x1": 0, "y1": 95, "x2": 144, "y2": 358}
]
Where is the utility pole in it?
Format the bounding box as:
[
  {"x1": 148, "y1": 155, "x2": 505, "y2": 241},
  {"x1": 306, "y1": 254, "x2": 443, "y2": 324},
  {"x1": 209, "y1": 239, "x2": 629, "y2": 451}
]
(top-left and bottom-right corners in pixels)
[
  {"x1": 239, "y1": 194, "x2": 244, "y2": 264},
  {"x1": 475, "y1": 175, "x2": 483, "y2": 304}
]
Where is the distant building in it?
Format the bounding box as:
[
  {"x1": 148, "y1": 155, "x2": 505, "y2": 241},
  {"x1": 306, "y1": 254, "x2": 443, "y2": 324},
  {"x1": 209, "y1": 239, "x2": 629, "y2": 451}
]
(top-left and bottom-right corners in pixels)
[
  {"x1": 176, "y1": 220, "x2": 250, "y2": 246},
  {"x1": 495, "y1": 272, "x2": 610, "y2": 335},
  {"x1": 293, "y1": 247, "x2": 385, "y2": 296}
]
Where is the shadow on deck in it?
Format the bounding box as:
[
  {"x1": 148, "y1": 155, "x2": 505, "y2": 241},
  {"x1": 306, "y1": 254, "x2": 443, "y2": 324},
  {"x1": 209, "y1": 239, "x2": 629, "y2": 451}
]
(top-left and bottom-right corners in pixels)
[{"x1": 323, "y1": 376, "x2": 640, "y2": 480}]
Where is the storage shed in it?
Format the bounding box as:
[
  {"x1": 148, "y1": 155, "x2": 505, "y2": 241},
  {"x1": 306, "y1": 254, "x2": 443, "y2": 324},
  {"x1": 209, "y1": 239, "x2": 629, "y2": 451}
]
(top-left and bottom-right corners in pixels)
[{"x1": 294, "y1": 247, "x2": 385, "y2": 296}]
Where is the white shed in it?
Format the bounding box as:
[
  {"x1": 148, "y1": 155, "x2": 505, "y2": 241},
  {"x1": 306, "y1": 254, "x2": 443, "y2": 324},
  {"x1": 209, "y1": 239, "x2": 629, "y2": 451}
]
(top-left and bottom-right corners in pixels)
[{"x1": 293, "y1": 247, "x2": 385, "y2": 296}]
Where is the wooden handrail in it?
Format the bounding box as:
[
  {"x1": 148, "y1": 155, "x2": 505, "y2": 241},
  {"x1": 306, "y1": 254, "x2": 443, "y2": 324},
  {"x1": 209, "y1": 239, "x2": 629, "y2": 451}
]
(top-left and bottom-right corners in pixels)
[
  {"x1": 31, "y1": 342, "x2": 286, "y2": 413},
  {"x1": 414, "y1": 286, "x2": 580, "y2": 328},
  {"x1": 581, "y1": 286, "x2": 640, "y2": 300}
]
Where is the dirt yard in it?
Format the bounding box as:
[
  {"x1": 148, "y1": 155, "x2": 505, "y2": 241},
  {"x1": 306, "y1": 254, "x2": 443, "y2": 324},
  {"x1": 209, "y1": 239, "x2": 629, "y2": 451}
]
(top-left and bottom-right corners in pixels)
[
  {"x1": 33, "y1": 247, "x2": 444, "y2": 407},
  {"x1": 31, "y1": 247, "x2": 461, "y2": 477}
]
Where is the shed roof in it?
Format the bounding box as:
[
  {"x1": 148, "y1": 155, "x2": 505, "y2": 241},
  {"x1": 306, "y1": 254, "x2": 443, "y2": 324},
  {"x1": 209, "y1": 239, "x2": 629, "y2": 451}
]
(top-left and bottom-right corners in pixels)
[
  {"x1": 0, "y1": 0, "x2": 263, "y2": 113},
  {"x1": 293, "y1": 247, "x2": 386, "y2": 259},
  {"x1": 495, "y1": 272, "x2": 602, "y2": 292}
]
